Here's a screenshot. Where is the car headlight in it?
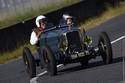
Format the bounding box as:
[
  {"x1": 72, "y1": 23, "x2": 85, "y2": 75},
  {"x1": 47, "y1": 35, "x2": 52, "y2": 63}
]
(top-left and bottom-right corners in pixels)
[{"x1": 84, "y1": 36, "x2": 92, "y2": 45}]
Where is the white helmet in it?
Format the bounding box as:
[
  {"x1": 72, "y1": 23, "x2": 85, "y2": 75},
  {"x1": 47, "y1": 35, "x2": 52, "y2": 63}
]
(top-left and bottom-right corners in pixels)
[
  {"x1": 35, "y1": 15, "x2": 46, "y2": 27},
  {"x1": 63, "y1": 14, "x2": 72, "y2": 20}
]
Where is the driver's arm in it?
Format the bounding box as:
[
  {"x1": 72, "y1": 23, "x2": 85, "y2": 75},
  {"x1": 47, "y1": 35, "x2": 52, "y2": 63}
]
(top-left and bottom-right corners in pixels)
[{"x1": 30, "y1": 31, "x2": 38, "y2": 45}]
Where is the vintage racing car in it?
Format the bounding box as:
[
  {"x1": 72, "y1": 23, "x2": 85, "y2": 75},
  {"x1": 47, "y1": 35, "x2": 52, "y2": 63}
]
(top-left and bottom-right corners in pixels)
[{"x1": 22, "y1": 25, "x2": 112, "y2": 78}]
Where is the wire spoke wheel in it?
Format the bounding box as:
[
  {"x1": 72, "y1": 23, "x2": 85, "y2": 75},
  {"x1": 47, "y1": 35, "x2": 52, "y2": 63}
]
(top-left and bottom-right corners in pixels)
[
  {"x1": 42, "y1": 46, "x2": 57, "y2": 76},
  {"x1": 98, "y1": 32, "x2": 113, "y2": 64},
  {"x1": 22, "y1": 47, "x2": 36, "y2": 78}
]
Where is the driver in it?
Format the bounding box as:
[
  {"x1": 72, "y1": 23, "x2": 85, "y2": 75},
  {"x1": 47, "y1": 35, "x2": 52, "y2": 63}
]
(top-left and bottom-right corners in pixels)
[{"x1": 30, "y1": 15, "x2": 47, "y2": 46}]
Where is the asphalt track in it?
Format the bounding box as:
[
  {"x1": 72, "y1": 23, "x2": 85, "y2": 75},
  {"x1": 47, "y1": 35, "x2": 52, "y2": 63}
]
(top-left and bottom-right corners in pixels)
[{"x1": 0, "y1": 13, "x2": 125, "y2": 83}]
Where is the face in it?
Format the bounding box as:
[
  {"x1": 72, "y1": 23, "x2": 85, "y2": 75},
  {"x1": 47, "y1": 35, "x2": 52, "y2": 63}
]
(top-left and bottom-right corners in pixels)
[
  {"x1": 66, "y1": 18, "x2": 72, "y2": 25},
  {"x1": 40, "y1": 22, "x2": 46, "y2": 29},
  {"x1": 38, "y1": 20, "x2": 47, "y2": 30}
]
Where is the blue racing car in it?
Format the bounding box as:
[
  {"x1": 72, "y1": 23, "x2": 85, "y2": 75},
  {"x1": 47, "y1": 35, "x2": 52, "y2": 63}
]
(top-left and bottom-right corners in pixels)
[{"x1": 23, "y1": 25, "x2": 112, "y2": 78}]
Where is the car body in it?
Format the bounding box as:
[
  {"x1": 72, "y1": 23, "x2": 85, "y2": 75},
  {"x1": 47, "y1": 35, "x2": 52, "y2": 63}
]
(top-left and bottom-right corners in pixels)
[
  {"x1": 40, "y1": 26, "x2": 84, "y2": 63},
  {"x1": 23, "y1": 25, "x2": 113, "y2": 78}
]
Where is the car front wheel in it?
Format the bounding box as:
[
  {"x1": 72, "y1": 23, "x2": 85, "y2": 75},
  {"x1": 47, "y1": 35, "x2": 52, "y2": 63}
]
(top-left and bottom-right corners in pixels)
[
  {"x1": 98, "y1": 32, "x2": 112, "y2": 64},
  {"x1": 42, "y1": 46, "x2": 57, "y2": 76}
]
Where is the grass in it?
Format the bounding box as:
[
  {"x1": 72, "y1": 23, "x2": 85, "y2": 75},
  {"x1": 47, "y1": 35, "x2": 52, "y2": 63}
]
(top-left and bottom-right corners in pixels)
[
  {"x1": 80, "y1": 4, "x2": 125, "y2": 31},
  {"x1": 0, "y1": 3, "x2": 125, "y2": 64},
  {"x1": 0, "y1": 0, "x2": 80, "y2": 29},
  {"x1": 0, "y1": 44, "x2": 36, "y2": 64}
]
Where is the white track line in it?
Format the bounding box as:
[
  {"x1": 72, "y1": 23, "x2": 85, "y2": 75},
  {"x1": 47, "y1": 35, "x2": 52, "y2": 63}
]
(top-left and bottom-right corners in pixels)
[
  {"x1": 30, "y1": 36, "x2": 125, "y2": 83},
  {"x1": 36, "y1": 71, "x2": 47, "y2": 77},
  {"x1": 30, "y1": 77, "x2": 38, "y2": 83},
  {"x1": 111, "y1": 36, "x2": 125, "y2": 44},
  {"x1": 30, "y1": 64, "x2": 63, "y2": 83},
  {"x1": 36, "y1": 64, "x2": 63, "y2": 77}
]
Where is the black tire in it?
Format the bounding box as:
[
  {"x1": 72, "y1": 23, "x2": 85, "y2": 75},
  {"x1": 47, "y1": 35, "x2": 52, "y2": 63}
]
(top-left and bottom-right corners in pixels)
[
  {"x1": 23, "y1": 47, "x2": 36, "y2": 78},
  {"x1": 81, "y1": 28, "x2": 86, "y2": 38},
  {"x1": 42, "y1": 46, "x2": 57, "y2": 76},
  {"x1": 98, "y1": 32, "x2": 112, "y2": 64},
  {"x1": 80, "y1": 28, "x2": 86, "y2": 43},
  {"x1": 80, "y1": 60, "x2": 88, "y2": 67},
  {"x1": 37, "y1": 48, "x2": 44, "y2": 69}
]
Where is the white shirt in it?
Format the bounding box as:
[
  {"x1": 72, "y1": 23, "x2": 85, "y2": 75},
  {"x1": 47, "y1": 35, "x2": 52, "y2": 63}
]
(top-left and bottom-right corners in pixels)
[{"x1": 30, "y1": 31, "x2": 38, "y2": 45}]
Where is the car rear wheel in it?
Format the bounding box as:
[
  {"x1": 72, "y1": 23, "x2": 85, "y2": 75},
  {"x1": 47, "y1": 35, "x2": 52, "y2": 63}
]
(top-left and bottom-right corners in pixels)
[
  {"x1": 23, "y1": 47, "x2": 36, "y2": 78},
  {"x1": 98, "y1": 32, "x2": 112, "y2": 64},
  {"x1": 42, "y1": 46, "x2": 57, "y2": 76}
]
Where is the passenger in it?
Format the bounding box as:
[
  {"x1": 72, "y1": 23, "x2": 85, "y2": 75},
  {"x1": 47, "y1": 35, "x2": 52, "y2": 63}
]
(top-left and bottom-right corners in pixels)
[
  {"x1": 60, "y1": 14, "x2": 74, "y2": 30},
  {"x1": 30, "y1": 15, "x2": 47, "y2": 46}
]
